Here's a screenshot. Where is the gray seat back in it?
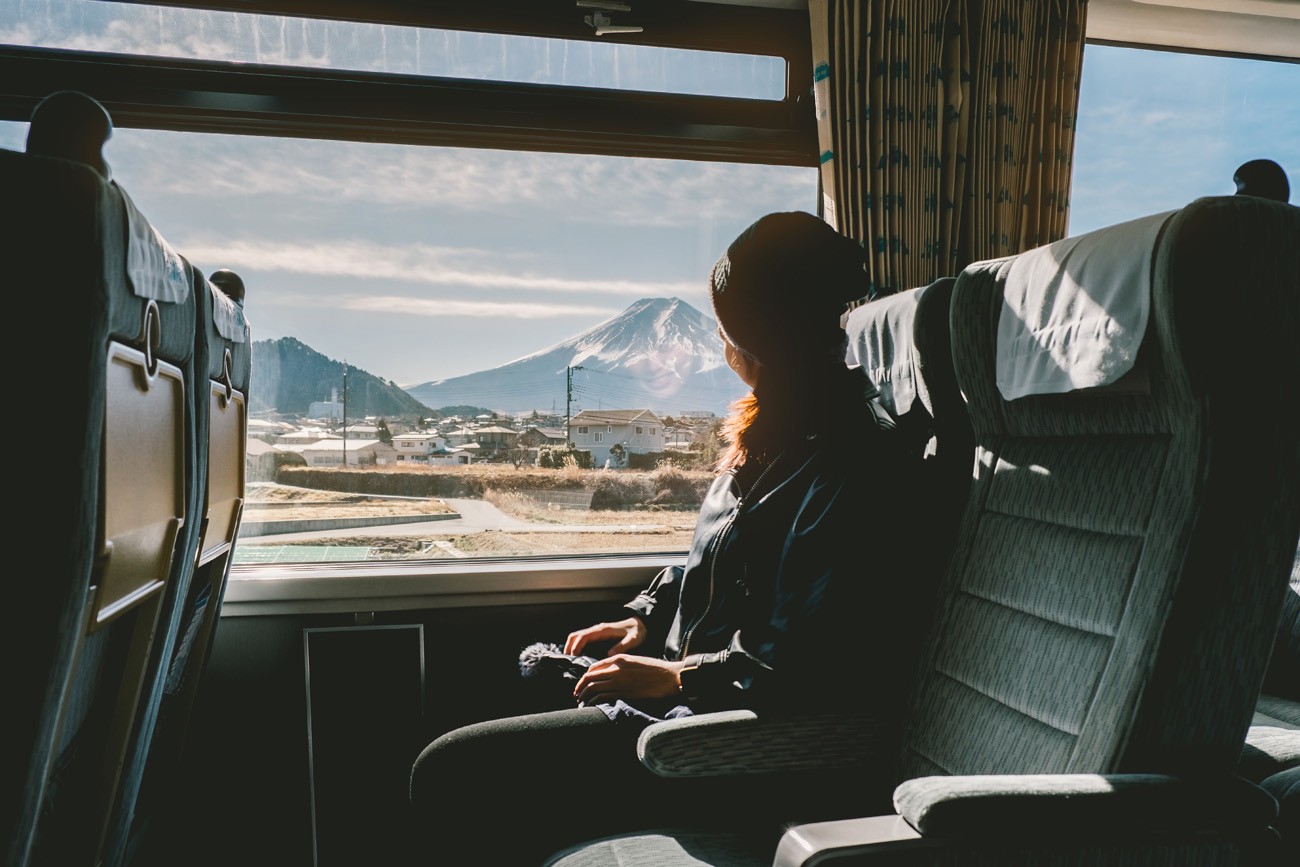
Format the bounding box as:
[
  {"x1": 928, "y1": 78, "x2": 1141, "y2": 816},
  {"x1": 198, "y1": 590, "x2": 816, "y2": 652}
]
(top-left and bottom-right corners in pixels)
[
  {"x1": 108, "y1": 267, "x2": 252, "y2": 864},
  {"x1": 899, "y1": 194, "x2": 1300, "y2": 782},
  {"x1": 2, "y1": 92, "x2": 204, "y2": 867}
]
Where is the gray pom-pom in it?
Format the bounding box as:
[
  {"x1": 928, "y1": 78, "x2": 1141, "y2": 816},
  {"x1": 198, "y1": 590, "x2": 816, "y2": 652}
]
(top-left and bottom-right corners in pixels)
[{"x1": 519, "y1": 641, "x2": 565, "y2": 677}]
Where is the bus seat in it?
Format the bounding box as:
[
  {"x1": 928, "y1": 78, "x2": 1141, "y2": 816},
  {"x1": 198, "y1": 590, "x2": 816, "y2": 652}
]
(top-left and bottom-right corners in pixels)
[
  {"x1": 106, "y1": 267, "x2": 251, "y2": 865},
  {"x1": 846, "y1": 276, "x2": 972, "y2": 627},
  {"x1": 846, "y1": 276, "x2": 969, "y2": 469},
  {"x1": 2, "y1": 91, "x2": 205, "y2": 867},
  {"x1": 541, "y1": 192, "x2": 1300, "y2": 867}
]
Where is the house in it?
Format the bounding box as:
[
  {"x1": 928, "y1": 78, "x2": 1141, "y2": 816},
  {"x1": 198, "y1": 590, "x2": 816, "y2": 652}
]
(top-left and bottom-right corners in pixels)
[
  {"x1": 245, "y1": 436, "x2": 292, "y2": 481},
  {"x1": 442, "y1": 426, "x2": 478, "y2": 447},
  {"x1": 391, "y1": 431, "x2": 449, "y2": 462},
  {"x1": 297, "y1": 438, "x2": 397, "y2": 467},
  {"x1": 276, "y1": 427, "x2": 338, "y2": 446},
  {"x1": 567, "y1": 409, "x2": 666, "y2": 467},
  {"x1": 342, "y1": 422, "x2": 382, "y2": 439},
  {"x1": 473, "y1": 425, "x2": 520, "y2": 457},
  {"x1": 427, "y1": 446, "x2": 472, "y2": 466},
  {"x1": 519, "y1": 425, "x2": 566, "y2": 448}
]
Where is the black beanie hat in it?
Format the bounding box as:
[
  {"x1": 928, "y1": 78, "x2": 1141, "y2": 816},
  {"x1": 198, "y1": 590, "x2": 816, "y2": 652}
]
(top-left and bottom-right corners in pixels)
[{"x1": 709, "y1": 211, "x2": 869, "y2": 365}]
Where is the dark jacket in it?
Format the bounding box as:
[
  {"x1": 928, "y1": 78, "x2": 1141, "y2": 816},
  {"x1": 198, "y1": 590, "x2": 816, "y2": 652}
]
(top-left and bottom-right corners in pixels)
[{"x1": 622, "y1": 367, "x2": 924, "y2": 715}]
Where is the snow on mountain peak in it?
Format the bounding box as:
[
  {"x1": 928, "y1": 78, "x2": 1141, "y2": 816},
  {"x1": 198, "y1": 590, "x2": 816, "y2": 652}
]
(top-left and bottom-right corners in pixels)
[{"x1": 403, "y1": 296, "x2": 743, "y2": 416}]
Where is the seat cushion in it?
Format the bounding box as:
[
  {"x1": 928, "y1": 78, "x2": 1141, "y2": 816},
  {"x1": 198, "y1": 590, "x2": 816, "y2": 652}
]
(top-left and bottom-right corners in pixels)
[
  {"x1": 543, "y1": 829, "x2": 773, "y2": 867},
  {"x1": 1239, "y1": 695, "x2": 1300, "y2": 783}
]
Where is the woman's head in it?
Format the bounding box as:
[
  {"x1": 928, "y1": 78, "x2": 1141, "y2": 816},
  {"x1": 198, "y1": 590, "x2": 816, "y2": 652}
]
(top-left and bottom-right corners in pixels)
[
  {"x1": 711, "y1": 212, "x2": 870, "y2": 470},
  {"x1": 709, "y1": 211, "x2": 869, "y2": 375}
]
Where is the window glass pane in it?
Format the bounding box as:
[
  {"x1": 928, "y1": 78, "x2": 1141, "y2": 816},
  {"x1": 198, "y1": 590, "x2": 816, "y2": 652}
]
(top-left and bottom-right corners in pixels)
[
  {"x1": 77, "y1": 127, "x2": 813, "y2": 564},
  {"x1": 1069, "y1": 44, "x2": 1300, "y2": 235},
  {"x1": 3, "y1": 0, "x2": 787, "y2": 99}
]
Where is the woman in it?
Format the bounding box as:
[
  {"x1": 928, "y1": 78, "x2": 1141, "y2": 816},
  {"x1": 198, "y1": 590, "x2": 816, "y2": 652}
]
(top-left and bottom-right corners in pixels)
[{"x1": 409, "y1": 211, "x2": 927, "y2": 863}]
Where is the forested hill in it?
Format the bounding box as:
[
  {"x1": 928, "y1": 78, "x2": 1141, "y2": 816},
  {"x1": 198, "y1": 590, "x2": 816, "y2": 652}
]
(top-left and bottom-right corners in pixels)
[{"x1": 250, "y1": 337, "x2": 433, "y2": 419}]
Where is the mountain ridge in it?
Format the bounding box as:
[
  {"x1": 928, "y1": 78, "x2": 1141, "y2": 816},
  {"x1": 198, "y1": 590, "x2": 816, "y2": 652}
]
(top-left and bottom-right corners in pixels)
[
  {"x1": 249, "y1": 297, "x2": 745, "y2": 420},
  {"x1": 403, "y1": 297, "x2": 745, "y2": 417}
]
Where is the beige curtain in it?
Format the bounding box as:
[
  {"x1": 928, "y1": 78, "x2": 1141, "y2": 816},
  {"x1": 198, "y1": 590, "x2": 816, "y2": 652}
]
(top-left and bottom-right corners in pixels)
[{"x1": 809, "y1": 0, "x2": 1087, "y2": 299}]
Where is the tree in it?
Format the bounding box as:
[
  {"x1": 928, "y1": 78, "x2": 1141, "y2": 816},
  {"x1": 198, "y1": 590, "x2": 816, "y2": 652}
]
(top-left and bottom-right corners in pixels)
[
  {"x1": 376, "y1": 418, "x2": 393, "y2": 445},
  {"x1": 609, "y1": 443, "x2": 627, "y2": 468}
]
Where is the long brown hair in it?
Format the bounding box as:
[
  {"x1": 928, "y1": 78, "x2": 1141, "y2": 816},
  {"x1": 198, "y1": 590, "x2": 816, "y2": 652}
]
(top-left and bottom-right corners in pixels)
[
  {"x1": 715, "y1": 346, "x2": 865, "y2": 474},
  {"x1": 716, "y1": 392, "x2": 760, "y2": 473}
]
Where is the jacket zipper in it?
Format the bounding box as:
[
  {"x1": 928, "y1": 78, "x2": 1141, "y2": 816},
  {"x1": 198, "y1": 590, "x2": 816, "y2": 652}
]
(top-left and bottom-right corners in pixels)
[{"x1": 680, "y1": 451, "x2": 785, "y2": 659}]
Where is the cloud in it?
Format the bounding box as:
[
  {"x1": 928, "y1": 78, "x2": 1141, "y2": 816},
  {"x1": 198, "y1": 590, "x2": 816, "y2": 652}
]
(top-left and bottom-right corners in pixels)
[
  {"x1": 337, "y1": 297, "x2": 619, "y2": 319},
  {"x1": 116, "y1": 131, "x2": 814, "y2": 228},
  {"x1": 179, "y1": 237, "x2": 696, "y2": 296}
]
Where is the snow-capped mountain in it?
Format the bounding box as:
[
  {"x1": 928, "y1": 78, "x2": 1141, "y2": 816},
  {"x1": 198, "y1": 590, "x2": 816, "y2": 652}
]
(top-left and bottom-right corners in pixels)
[{"x1": 403, "y1": 297, "x2": 747, "y2": 417}]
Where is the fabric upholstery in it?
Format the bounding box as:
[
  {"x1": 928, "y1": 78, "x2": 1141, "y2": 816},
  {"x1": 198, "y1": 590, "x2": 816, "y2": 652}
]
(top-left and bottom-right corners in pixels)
[
  {"x1": 899, "y1": 194, "x2": 1300, "y2": 783},
  {"x1": 892, "y1": 773, "x2": 1277, "y2": 838},
  {"x1": 637, "y1": 711, "x2": 896, "y2": 778},
  {"x1": 545, "y1": 830, "x2": 776, "y2": 867},
  {"x1": 2, "y1": 140, "x2": 204, "y2": 867},
  {"x1": 1260, "y1": 766, "x2": 1300, "y2": 854},
  {"x1": 1257, "y1": 696, "x2": 1300, "y2": 729}
]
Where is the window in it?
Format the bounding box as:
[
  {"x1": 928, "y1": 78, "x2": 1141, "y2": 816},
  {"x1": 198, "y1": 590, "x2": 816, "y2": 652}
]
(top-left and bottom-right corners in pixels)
[
  {"x1": 594, "y1": 433, "x2": 604, "y2": 443},
  {"x1": 6, "y1": 0, "x2": 786, "y2": 99},
  {"x1": 0, "y1": 1, "x2": 811, "y2": 566},
  {"x1": 636, "y1": 427, "x2": 643, "y2": 435},
  {"x1": 1069, "y1": 44, "x2": 1299, "y2": 235}
]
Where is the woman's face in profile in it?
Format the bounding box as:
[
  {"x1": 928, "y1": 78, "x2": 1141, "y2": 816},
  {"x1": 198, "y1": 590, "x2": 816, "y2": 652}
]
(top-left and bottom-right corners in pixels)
[{"x1": 720, "y1": 329, "x2": 761, "y2": 388}]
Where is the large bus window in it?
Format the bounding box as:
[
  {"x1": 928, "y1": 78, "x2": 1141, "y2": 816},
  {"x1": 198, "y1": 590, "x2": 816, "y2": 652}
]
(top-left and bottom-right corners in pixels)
[
  {"x1": 3, "y1": 0, "x2": 816, "y2": 569},
  {"x1": 3, "y1": 0, "x2": 787, "y2": 99},
  {"x1": 1070, "y1": 43, "x2": 1300, "y2": 235},
  {"x1": 92, "y1": 127, "x2": 815, "y2": 565}
]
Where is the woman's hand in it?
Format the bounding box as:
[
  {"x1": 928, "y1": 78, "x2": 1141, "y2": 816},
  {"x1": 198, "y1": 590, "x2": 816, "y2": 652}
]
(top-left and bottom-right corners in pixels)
[
  {"x1": 572, "y1": 655, "x2": 685, "y2": 706},
  {"x1": 564, "y1": 616, "x2": 647, "y2": 657}
]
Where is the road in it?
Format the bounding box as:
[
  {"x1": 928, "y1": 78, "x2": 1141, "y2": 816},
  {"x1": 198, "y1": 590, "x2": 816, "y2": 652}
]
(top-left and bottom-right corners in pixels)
[{"x1": 238, "y1": 497, "x2": 669, "y2": 544}]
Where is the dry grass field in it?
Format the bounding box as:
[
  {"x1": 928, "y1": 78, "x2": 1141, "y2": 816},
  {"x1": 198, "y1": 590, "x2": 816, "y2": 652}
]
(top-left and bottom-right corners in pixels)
[{"x1": 240, "y1": 469, "x2": 704, "y2": 559}]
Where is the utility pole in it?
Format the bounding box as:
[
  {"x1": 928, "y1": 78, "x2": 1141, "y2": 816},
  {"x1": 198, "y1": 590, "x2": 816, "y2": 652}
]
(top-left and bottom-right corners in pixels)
[
  {"x1": 565, "y1": 364, "x2": 584, "y2": 446},
  {"x1": 341, "y1": 361, "x2": 349, "y2": 467}
]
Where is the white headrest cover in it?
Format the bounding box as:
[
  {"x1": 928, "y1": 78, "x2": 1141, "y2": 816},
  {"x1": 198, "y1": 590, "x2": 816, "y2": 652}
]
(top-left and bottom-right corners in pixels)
[
  {"x1": 995, "y1": 210, "x2": 1176, "y2": 400},
  {"x1": 844, "y1": 284, "x2": 931, "y2": 416},
  {"x1": 119, "y1": 184, "x2": 191, "y2": 305}
]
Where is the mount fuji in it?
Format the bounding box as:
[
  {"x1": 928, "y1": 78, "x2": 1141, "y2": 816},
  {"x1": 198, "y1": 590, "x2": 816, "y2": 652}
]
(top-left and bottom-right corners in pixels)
[{"x1": 402, "y1": 297, "x2": 747, "y2": 417}]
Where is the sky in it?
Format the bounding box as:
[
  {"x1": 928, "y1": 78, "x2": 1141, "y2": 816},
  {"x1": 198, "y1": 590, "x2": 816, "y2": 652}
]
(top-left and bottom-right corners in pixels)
[{"x1": 3, "y1": 1, "x2": 1298, "y2": 392}]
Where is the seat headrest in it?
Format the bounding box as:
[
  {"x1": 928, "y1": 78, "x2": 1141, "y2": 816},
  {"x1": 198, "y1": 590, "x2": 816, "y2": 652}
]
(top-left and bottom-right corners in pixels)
[
  {"x1": 995, "y1": 209, "x2": 1176, "y2": 401},
  {"x1": 119, "y1": 186, "x2": 192, "y2": 305},
  {"x1": 844, "y1": 284, "x2": 933, "y2": 417}
]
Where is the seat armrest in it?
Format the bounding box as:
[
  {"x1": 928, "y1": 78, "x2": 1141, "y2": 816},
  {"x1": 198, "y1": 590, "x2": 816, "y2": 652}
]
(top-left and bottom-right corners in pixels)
[
  {"x1": 772, "y1": 775, "x2": 1279, "y2": 867},
  {"x1": 637, "y1": 710, "x2": 895, "y2": 777},
  {"x1": 893, "y1": 773, "x2": 1277, "y2": 837},
  {"x1": 774, "y1": 814, "x2": 927, "y2": 866}
]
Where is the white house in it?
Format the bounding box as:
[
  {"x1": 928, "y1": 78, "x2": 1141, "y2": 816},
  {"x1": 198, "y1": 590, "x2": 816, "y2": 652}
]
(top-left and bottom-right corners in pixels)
[
  {"x1": 391, "y1": 431, "x2": 450, "y2": 462},
  {"x1": 342, "y1": 422, "x2": 382, "y2": 439},
  {"x1": 297, "y1": 438, "x2": 397, "y2": 467},
  {"x1": 567, "y1": 409, "x2": 666, "y2": 467},
  {"x1": 443, "y1": 426, "x2": 478, "y2": 447},
  {"x1": 276, "y1": 427, "x2": 338, "y2": 446}
]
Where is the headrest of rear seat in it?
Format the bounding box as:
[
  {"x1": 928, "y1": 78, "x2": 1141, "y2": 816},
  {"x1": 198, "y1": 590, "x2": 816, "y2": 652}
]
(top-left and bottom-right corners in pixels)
[
  {"x1": 119, "y1": 185, "x2": 192, "y2": 305},
  {"x1": 844, "y1": 283, "x2": 933, "y2": 417},
  {"x1": 994, "y1": 209, "x2": 1177, "y2": 401}
]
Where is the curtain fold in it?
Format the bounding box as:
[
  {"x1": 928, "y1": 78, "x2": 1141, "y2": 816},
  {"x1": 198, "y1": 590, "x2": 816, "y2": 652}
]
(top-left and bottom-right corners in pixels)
[{"x1": 809, "y1": 0, "x2": 1087, "y2": 301}]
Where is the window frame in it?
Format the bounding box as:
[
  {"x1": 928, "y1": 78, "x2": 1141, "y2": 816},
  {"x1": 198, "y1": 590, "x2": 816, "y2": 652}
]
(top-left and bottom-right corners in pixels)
[{"x1": 0, "y1": 1, "x2": 817, "y2": 167}]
